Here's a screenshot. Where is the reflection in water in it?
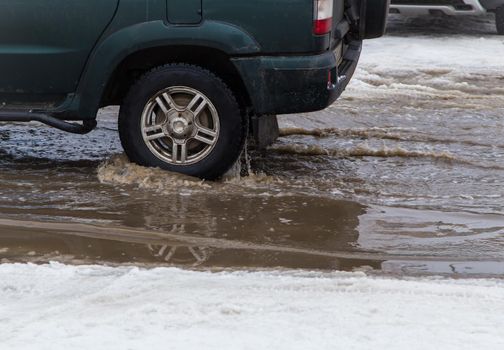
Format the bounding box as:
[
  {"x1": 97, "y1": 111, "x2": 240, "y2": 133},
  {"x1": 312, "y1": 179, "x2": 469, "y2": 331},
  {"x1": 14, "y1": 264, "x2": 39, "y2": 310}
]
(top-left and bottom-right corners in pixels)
[
  {"x1": 1, "y1": 196, "x2": 503, "y2": 276},
  {"x1": 0, "y1": 196, "x2": 370, "y2": 270},
  {"x1": 148, "y1": 245, "x2": 210, "y2": 266},
  {"x1": 146, "y1": 224, "x2": 212, "y2": 266}
]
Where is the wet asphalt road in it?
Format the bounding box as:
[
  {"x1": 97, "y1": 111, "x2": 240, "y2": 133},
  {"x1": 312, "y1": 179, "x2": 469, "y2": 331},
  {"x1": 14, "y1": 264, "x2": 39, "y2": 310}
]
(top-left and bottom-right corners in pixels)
[{"x1": 1, "y1": 15, "x2": 503, "y2": 277}]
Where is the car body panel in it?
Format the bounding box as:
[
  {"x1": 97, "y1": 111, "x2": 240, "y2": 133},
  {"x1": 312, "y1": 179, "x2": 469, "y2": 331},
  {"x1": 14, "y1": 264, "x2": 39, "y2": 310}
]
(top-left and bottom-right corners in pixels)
[
  {"x1": 204, "y1": 0, "x2": 334, "y2": 54},
  {"x1": 0, "y1": 0, "x2": 119, "y2": 107},
  {"x1": 167, "y1": 0, "x2": 202, "y2": 24}
]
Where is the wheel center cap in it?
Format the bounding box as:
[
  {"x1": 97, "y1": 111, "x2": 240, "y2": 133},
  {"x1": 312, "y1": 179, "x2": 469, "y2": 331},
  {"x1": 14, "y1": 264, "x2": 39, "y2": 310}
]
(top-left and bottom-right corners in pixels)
[
  {"x1": 169, "y1": 117, "x2": 190, "y2": 136},
  {"x1": 173, "y1": 120, "x2": 186, "y2": 134}
]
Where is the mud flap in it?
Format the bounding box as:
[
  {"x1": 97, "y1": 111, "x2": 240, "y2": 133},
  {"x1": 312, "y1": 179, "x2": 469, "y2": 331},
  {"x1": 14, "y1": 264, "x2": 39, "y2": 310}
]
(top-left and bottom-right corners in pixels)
[
  {"x1": 361, "y1": 0, "x2": 390, "y2": 39},
  {"x1": 251, "y1": 115, "x2": 279, "y2": 150}
]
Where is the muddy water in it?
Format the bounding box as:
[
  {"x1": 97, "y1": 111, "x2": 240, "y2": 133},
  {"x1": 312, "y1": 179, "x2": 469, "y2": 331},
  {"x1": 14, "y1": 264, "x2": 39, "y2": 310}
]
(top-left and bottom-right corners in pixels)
[{"x1": 1, "y1": 16, "x2": 504, "y2": 277}]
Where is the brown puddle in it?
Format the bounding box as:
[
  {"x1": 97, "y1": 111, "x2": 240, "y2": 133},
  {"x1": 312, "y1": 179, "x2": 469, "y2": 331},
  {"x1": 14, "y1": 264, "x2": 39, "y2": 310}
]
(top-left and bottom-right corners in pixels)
[
  {"x1": 1, "y1": 194, "x2": 503, "y2": 277},
  {"x1": 0, "y1": 196, "x2": 371, "y2": 270}
]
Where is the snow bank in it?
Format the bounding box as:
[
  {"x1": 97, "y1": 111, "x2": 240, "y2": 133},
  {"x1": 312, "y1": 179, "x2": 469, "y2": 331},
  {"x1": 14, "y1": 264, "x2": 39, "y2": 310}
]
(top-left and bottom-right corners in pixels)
[
  {"x1": 354, "y1": 35, "x2": 504, "y2": 93},
  {"x1": 361, "y1": 36, "x2": 504, "y2": 71},
  {"x1": 341, "y1": 35, "x2": 504, "y2": 105},
  {"x1": 1, "y1": 263, "x2": 503, "y2": 350}
]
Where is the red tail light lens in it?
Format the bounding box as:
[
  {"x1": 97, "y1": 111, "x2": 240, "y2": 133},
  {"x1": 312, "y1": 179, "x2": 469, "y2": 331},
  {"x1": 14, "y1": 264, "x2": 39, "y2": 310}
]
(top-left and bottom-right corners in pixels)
[{"x1": 313, "y1": 0, "x2": 333, "y2": 35}]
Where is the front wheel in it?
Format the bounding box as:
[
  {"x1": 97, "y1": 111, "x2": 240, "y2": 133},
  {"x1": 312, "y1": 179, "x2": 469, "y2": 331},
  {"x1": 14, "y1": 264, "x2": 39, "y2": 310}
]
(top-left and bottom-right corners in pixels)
[
  {"x1": 497, "y1": 6, "x2": 504, "y2": 35},
  {"x1": 119, "y1": 64, "x2": 247, "y2": 180}
]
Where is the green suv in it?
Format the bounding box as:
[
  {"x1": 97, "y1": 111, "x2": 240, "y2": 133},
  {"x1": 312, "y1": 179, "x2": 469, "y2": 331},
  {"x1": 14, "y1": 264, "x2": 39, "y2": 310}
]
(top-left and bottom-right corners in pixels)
[{"x1": 0, "y1": 0, "x2": 388, "y2": 179}]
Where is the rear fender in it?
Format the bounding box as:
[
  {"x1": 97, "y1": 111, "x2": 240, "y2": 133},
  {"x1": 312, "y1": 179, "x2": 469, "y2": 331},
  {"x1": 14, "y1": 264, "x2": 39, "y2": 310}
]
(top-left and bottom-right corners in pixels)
[{"x1": 65, "y1": 20, "x2": 260, "y2": 119}]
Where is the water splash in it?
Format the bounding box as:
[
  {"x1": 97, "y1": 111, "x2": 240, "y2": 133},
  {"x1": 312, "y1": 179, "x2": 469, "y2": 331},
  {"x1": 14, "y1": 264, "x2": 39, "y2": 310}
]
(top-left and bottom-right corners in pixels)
[
  {"x1": 97, "y1": 155, "x2": 212, "y2": 194},
  {"x1": 271, "y1": 143, "x2": 457, "y2": 162}
]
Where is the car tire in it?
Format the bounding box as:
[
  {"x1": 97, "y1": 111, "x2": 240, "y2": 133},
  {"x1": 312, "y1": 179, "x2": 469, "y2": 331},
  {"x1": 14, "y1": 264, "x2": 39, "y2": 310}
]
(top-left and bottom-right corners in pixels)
[
  {"x1": 119, "y1": 64, "x2": 247, "y2": 180},
  {"x1": 496, "y1": 6, "x2": 504, "y2": 35}
]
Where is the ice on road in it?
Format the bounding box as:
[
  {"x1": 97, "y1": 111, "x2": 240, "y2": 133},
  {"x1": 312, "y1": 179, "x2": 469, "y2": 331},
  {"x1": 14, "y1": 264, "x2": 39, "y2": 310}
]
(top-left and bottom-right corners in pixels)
[{"x1": 1, "y1": 263, "x2": 504, "y2": 350}]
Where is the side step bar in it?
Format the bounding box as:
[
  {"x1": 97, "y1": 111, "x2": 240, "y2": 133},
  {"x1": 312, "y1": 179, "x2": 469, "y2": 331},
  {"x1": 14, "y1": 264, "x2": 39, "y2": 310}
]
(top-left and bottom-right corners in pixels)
[{"x1": 0, "y1": 111, "x2": 96, "y2": 134}]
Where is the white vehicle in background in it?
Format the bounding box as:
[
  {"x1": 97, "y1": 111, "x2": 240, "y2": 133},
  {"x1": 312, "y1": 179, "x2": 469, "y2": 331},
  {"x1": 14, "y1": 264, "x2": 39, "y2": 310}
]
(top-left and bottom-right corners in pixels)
[{"x1": 390, "y1": 0, "x2": 504, "y2": 34}]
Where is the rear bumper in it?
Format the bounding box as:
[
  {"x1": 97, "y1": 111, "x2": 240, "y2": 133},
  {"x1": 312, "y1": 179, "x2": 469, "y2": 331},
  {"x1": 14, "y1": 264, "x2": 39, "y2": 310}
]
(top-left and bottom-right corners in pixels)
[
  {"x1": 390, "y1": 0, "x2": 487, "y2": 15},
  {"x1": 232, "y1": 41, "x2": 362, "y2": 116}
]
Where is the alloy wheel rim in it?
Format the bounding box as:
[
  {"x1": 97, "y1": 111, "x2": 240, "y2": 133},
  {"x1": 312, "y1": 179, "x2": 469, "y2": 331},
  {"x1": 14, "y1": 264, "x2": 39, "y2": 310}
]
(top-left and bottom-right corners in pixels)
[{"x1": 141, "y1": 86, "x2": 220, "y2": 166}]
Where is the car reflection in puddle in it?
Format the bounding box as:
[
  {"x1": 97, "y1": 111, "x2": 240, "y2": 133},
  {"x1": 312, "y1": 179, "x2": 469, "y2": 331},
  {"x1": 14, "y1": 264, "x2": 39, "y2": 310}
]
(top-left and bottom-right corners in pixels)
[{"x1": 1, "y1": 193, "x2": 504, "y2": 277}]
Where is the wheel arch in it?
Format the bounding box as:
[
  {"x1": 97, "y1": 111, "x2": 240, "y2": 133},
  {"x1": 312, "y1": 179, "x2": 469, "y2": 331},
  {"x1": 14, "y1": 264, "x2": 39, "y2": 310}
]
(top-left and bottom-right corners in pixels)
[
  {"x1": 100, "y1": 45, "x2": 253, "y2": 115},
  {"x1": 71, "y1": 21, "x2": 260, "y2": 119}
]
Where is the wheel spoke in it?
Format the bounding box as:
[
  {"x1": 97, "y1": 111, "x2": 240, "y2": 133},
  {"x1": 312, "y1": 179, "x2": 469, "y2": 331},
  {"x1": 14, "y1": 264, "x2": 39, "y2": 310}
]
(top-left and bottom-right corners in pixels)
[
  {"x1": 155, "y1": 93, "x2": 181, "y2": 114},
  {"x1": 155, "y1": 97, "x2": 170, "y2": 114},
  {"x1": 194, "y1": 125, "x2": 217, "y2": 145},
  {"x1": 180, "y1": 143, "x2": 187, "y2": 162},
  {"x1": 162, "y1": 93, "x2": 181, "y2": 111},
  {"x1": 146, "y1": 131, "x2": 166, "y2": 141},
  {"x1": 172, "y1": 142, "x2": 187, "y2": 163},
  {"x1": 144, "y1": 123, "x2": 163, "y2": 133},
  {"x1": 187, "y1": 94, "x2": 207, "y2": 117},
  {"x1": 186, "y1": 93, "x2": 201, "y2": 110}
]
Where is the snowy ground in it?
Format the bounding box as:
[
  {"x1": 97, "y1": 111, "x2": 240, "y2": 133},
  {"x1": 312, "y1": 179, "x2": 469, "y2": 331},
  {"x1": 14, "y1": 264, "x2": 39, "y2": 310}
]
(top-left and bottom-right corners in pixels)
[
  {"x1": 1, "y1": 263, "x2": 504, "y2": 350},
  {"x1": 362, "y1": 35, "x2": 504, "y2": 70}
]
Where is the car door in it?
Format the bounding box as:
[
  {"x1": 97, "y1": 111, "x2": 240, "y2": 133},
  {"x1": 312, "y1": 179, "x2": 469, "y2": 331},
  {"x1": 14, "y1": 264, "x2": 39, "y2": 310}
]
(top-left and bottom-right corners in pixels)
[{"x1": 0, "y1": 0, "x2": 119, "y2": 107}]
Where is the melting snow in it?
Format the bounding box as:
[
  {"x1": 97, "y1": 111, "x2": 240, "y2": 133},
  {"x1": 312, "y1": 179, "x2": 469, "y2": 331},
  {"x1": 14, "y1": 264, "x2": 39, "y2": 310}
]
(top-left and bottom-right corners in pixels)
[{"x1": 1, "y1": 263, "x2": 503, "y2": 350}]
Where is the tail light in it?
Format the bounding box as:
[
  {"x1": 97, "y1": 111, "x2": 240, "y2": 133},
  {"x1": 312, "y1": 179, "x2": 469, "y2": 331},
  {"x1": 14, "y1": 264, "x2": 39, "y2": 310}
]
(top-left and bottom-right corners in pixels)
[{"x1": 313, "y1": 0, "x2": 333, "y2": 35}]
